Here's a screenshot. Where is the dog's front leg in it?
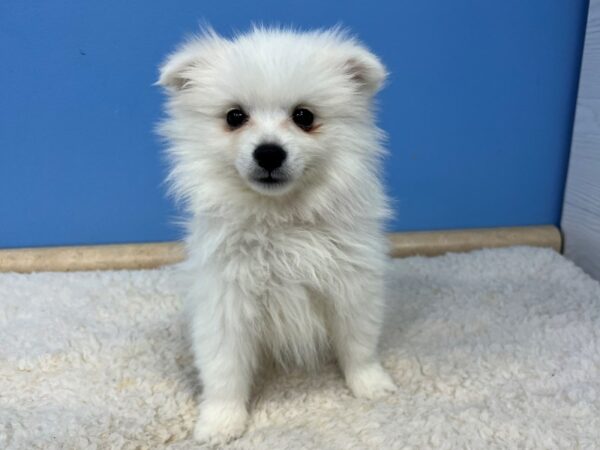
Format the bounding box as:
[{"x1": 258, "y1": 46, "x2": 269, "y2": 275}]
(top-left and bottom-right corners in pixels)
[
  {"x1": 190, "y1": 279, "x2": 259, "y2": 445},
  {"x1": 328, "y1": 274, "x2": 397, "y2": 399}
]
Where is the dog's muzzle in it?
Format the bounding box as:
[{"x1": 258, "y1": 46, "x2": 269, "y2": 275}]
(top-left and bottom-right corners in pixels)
[{"x1": 251, "y1": 143, "x2": 290, "y2": 186}]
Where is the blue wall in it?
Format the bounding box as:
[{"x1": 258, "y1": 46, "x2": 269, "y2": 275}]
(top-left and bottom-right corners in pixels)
[{"x1": 0, "y1": 1, "x2": 589, "y2": 248}]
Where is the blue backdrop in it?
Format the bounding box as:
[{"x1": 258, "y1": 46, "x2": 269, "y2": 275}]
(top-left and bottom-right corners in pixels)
[{"x1": 0, "y1": 1, "x2": 589, "y2": 248}]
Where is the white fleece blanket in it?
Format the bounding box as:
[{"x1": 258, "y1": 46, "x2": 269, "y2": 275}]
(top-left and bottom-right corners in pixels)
[{"x1": 1, "y1": 247, "x2": 599, "y2": 449}]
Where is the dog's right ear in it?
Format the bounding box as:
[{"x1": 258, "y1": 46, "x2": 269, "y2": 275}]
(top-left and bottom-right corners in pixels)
[
  {"x1": 157, "y1": 31, "x2": 225, "y2": 91},
  {"x1": 157, "y1": 47, "x2": 202, "y2": 91}
]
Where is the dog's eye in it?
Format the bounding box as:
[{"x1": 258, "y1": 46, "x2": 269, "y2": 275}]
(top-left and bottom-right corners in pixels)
[
  {"x1": 292, "y1": 108, "x2": 314, "y2": 131},
  {"x1": 226, "y1": 108, "x2": 248, "y2": 129}
]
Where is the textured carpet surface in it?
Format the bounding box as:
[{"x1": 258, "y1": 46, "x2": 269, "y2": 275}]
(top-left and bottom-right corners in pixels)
[{"x1": 1, "y1": 247, "x2": 599, "y2": 449}]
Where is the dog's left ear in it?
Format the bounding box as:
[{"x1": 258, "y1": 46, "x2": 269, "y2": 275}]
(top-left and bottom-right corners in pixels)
[{"x1": 343, "y1": 46, "x2": 387, "y2": 96}]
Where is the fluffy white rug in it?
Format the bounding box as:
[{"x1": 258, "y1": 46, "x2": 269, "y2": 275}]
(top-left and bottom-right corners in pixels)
[{"x1": 1, "y1": 247, "x2": 599, "y2": 449}]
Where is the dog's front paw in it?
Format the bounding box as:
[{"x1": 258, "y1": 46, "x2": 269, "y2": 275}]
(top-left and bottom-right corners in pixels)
[
  {"x1": 345, "y1": 363, "x2": 397, "y2": 400},
  {"x1": 193, "y1": 401, "x2": 248, "y2": 446}
]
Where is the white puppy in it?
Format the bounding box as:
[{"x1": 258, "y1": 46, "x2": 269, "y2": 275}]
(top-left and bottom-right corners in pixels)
[{"x1": 157, "y1": 27, "x2": 396, "y2": 445}]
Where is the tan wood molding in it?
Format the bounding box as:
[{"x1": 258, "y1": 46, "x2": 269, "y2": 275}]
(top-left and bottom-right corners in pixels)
[
  {"x1": 0, "y1": 242, "x2": 185, "y2": 273},
  {"x1": 387, "y1": 225, "x2": 561, "y2": 258},
  {"x1": 0, "y1": 225, "x2": 561, "y2": 273}
]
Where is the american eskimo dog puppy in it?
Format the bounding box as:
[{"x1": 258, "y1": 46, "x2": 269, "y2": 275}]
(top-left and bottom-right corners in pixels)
[{"x1": 158, "y1": 27, "x2": 396, "y2": 444}]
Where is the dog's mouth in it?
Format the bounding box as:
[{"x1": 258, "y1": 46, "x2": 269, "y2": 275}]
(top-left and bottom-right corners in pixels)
[
  {"x1": 250, "y1": 169, "x2": 291, "y2": 187},
  {"x1": 243, "y1": 165, "x2": 297, "y2": 195},
  {"x1": 247, "y1": 170, "x2": 294, "y2": 195},
  {"x1": 256, "y1": 174, "x2": 287, "y2": 185}
]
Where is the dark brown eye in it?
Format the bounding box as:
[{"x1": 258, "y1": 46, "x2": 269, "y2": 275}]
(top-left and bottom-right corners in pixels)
[
  {"x1": 292, "y1": 107, "x2": 314, "y2": 131},
  {"x1": 226, "y1": 108, "x2": 248, "y2": 128}
]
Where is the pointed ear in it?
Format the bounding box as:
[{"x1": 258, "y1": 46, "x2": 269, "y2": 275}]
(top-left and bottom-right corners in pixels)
[
  {"x1": 157, "y1": 31, "x2": 225, "y2": 91},
  {"x1": 157, "y1": 47, "x2": 201, "y2": 90},
  {"x1": 343, "y1": 46, "x2": 387, "y2": 95}
]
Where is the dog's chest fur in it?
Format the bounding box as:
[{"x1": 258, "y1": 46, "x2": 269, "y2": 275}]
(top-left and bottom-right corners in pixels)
[{"x1": 186, "y1": 217, "x2": 380, "y2": 368}]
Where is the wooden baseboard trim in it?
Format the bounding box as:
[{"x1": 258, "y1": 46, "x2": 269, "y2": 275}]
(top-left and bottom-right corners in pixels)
[
  {"x1": 0, "y1": 225, "x2": 561, "y2": 273},
  {"x1": 388, "y1": 225, "x2": 561, "y2": 258},
  {"x1": 0, "y1": 242, "x2": 185, "y2": 273}
]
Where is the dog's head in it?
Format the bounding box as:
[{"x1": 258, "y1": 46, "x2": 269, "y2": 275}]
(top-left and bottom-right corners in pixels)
[{"x1": 158, "y1": 27, "x2": 386, "y2": 203}]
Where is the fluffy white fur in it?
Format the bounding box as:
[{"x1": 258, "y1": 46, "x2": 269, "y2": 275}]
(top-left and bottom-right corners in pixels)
[{"x1": 157, "y1": 27, "x2": 396, "y2": 445}]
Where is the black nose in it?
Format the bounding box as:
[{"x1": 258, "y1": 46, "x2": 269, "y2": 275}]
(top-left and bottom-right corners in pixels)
[{"x1": 253, "y1": 143, "x2": 287, "y2": 172}]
